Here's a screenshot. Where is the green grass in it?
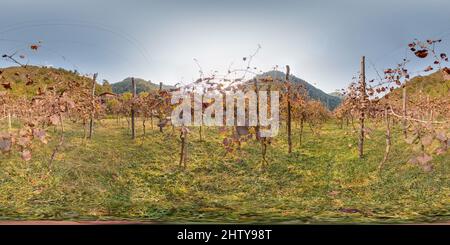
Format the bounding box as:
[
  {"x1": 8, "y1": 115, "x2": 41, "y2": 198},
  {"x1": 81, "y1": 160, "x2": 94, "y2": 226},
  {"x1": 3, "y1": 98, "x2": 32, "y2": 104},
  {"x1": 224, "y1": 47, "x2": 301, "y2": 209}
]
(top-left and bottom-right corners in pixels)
[
  {"x1": 0, "y1": 118, "x2": 448, "y2": 223},
  {"x1": 388, "y1": 70, "x2": 450, "y2": 100},
  {"x1": 0, "y1": 66, "x2": 112, "y2": 98}
]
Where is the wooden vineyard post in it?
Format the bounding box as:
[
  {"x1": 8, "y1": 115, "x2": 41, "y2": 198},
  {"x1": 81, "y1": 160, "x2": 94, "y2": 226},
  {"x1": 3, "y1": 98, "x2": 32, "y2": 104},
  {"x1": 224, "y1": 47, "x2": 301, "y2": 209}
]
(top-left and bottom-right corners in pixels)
[
  {"x1": 402, "y1": 86, "x2": 407, "y2": 139},
  {"x1": 299, "y1": 114, "x2": 304, "y2": 146},
  {"x1": 179, "y1": 127, "x2": 188, "y2": 167},
  {"x1": 358, "y1": 57, "x2": 366, "y2": 159},
  {"x1": 195, "y1": 87, "x2": 203, "y2": 141},
  {"x1": 254, "y1": 78, "x2": 260, "y2": 140},
  {"x1": 379, "y1": 107, "x2": 391, "y2": 172},
  {"x1": 88, "y1": 73, "x2": 98, "y2": 139},
  {"x1": 131, "y1": 77, "x2": 137, "y2": 139},
  {"x1": 254, "y1": 78, "x2": 269, "y2": 167},
  {"x1": 158, "y1": 82, "x2": 164, "y2": 133},
  {"x1": 286, "y1": 65, "x2": 292, "y2": 154}
]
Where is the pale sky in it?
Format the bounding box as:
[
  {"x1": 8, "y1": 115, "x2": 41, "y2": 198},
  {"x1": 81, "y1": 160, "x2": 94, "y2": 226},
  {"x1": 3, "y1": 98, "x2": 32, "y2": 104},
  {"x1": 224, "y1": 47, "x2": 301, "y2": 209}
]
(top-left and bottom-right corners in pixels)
[{"x1": 1, "y1": 0, "x2": 449, "y2": 93}]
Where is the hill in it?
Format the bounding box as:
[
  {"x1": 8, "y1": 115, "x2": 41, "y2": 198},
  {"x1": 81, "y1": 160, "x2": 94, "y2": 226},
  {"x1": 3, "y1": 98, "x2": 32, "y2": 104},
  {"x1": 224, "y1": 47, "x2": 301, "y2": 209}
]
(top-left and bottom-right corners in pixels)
[
  {"x1": 111, "y1": 78, "x2": 173, "y2": 94},
  {"x1": 386, "y1": 70, "x2": 450, "y2": 101},
  {"x1": 0, "y1": 66, "x2": 112, "y2": 97},
  {"x1": 259, "y1": 70, "x2": 342, "y2": 110}
]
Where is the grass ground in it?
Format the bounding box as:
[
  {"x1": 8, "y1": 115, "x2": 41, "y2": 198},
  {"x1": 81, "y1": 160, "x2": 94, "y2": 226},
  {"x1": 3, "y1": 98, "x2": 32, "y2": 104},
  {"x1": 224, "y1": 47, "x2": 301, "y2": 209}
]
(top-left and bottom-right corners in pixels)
[{"x1": 0, "y1": 118, "x2": 448, "y2": 223}]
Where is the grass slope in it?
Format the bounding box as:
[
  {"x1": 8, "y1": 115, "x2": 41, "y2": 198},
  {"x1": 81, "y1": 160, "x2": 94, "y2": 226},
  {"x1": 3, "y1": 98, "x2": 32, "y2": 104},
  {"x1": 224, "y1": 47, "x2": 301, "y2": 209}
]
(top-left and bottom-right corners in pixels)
[
  {"x1": 388, "y1": 71, "x2": 450, "y2": 100},
  {"x1": 0, "y1": 66, "x2": 111, "y2": 97},
  {"x1": 0, "y1": 119, "x2": 448, "y2": 223}
]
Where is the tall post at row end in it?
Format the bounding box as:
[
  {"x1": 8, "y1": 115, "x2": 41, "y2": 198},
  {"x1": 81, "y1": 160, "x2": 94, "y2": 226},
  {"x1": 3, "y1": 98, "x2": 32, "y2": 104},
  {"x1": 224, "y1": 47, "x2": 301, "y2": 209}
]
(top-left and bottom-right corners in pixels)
[
  {"x1": 158, "y1": 82, "x2": 164, "y2": 133},
  {"x1": 402, "y1": 86, "x2": 407, "y2": 139},
  {"x1": 88, "y1": 73, "x2": 98, "y2": 139},
  {"x1": 358, "y1": 56, "x2": 366, "y2": 159},
  {"x1": 286, "y1": 65, "x2": 292, "y2": 154},
  {"x1": 131, "y1": 77, "x2": 137, "y2": 139}
]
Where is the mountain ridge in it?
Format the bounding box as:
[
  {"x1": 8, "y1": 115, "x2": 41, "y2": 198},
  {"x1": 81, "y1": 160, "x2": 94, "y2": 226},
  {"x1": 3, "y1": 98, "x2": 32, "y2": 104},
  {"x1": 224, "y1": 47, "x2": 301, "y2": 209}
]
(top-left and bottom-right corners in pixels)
[
  {"x1": 259, "y1": 70, "x2": 342, "y2": 110},
  {"x1": 111, "y1": 77, "x2": 173, "y2": 94},
  {"x1": 112, "y1": 71, "x2": 343, "y2": 110}
]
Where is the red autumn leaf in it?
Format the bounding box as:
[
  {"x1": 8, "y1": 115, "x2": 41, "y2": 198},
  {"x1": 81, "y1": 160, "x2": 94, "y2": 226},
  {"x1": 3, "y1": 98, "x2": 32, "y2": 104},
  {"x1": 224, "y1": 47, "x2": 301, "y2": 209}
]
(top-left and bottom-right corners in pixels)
[
  {"x1": 414, "y1": 49, "x2": 428, "y2": 58},
  {"x1": 424, "y1": 66, "x2": 433, "y2": 72},
  {"x1": 1, "y1": 82, "x2": 12, "y2": 90},
  {"x1": 442, "y1": 67, "x2": 450, "y2": 75},
  {"x1": 30, "y1": 44, "x2": 39, "y2": 50}
]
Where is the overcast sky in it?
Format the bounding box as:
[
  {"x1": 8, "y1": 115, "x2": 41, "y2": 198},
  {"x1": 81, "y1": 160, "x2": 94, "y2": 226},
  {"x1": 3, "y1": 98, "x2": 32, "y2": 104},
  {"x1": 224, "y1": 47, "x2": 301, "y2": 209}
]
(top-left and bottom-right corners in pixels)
[{"x1": 1, "y1": 0, "x2": 449, "y2": 92}]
